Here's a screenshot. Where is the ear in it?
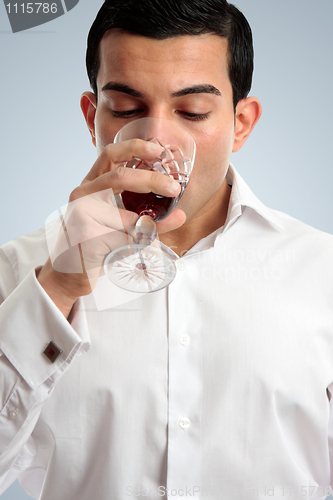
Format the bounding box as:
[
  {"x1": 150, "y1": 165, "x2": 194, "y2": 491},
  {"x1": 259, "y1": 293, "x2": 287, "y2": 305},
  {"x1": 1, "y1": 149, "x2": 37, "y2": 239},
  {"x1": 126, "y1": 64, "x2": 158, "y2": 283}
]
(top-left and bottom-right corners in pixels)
[
  {"x1": 80, "y1": 91, "x2": 97, "y2": 147},
  {"x1": 232, "y1": 97, "x2": 262, "y2": 152}
]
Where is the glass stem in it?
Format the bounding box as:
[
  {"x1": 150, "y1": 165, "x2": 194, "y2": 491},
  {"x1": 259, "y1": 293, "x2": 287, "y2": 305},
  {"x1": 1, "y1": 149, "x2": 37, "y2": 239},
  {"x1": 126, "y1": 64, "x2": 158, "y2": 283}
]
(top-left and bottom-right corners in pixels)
[{"x1": 134, "y1": 213, "x2": 157, "y2": 246}]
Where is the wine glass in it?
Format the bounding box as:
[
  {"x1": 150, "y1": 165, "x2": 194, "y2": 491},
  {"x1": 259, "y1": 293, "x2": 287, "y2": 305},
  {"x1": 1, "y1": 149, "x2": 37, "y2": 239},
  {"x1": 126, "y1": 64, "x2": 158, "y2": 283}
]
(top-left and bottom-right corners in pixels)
[{"x1": 104, "y1": 117, "x2": 196, "y2": 293}]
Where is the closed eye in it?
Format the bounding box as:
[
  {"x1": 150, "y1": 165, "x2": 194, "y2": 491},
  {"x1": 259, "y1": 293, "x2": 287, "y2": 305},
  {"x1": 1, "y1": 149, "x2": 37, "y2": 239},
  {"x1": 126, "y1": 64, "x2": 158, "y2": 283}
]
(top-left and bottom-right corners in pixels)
[
  {"x1": 110, "y1": 109, "x2": 210, "y2": 121},
  {"x1": 110, "y1": 109, "x2": 142, "y2": 118},
  {"x1": 178, "y1": 111, "x2": 210, "y2": 121}
]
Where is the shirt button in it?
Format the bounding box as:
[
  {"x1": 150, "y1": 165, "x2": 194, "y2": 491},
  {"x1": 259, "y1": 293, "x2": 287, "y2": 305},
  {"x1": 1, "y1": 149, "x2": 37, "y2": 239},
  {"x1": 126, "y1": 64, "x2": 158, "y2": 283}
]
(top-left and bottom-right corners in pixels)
[
  {"x1": 176, "y1": 260, "x2": 186, "y2": 271},
  {"x1": 9, "y1": 409, "x2": 19, "y2": 420},
  {"x1": 179, "y1": 416, "x2": 191, "y2": 430},
  {"x1": 179, "y1": 334, "x2": 190, "y2": 346}
]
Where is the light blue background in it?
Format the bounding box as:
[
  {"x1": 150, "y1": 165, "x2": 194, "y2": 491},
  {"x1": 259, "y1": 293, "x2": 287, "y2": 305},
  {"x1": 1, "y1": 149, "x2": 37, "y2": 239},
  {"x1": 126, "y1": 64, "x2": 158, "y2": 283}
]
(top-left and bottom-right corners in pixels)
[{"x1": 0, "y1": 1, "x2": 332, "y2": 498}]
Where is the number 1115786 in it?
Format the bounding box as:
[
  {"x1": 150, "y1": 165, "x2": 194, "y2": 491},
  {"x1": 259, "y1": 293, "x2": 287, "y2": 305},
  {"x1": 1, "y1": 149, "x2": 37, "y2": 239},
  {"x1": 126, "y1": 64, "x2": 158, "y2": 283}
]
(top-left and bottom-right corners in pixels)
[{"x1": 6, "y1": 3, "x2": 58, "y2": 14}]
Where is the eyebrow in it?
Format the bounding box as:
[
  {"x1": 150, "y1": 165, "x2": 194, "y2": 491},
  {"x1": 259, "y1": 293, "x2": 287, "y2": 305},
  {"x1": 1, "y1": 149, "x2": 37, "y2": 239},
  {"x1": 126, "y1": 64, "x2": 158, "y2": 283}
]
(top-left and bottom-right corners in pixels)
[
  {"x1": 101, "y1": 82, "x2": 144, "y2": 98},
  {"x1": 171, "y1": 84, "x2": 221, "y2": 98},
  {"x1": 101, "y1": 82, "x2": 221, "y2": 98}
]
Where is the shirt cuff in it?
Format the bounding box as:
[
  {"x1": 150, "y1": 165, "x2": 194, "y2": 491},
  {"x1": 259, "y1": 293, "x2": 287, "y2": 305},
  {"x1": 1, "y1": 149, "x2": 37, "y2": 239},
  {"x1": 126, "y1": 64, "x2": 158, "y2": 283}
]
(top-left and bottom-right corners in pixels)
[{"x1": 0, "y1": 268, "x2": 91, "y2": 390}]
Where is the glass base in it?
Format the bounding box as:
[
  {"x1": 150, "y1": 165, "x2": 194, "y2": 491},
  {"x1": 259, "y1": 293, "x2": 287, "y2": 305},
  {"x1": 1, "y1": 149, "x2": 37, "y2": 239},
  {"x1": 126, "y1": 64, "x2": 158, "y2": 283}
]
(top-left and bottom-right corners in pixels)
[{"x1": 104, "y1": 244, "x2": 177, "y2": 293}]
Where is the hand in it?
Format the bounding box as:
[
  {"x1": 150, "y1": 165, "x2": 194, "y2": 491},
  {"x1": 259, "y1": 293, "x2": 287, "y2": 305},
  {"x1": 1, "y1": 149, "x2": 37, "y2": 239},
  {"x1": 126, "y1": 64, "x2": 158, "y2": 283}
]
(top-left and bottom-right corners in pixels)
[{"x1": 38, "y1": 139, "x2": 186, "y2": 316}]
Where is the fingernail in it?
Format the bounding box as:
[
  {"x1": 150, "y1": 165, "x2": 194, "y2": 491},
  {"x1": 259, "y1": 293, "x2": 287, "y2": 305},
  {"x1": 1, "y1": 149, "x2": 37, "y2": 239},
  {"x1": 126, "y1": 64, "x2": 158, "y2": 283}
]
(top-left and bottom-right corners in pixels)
[
  {"x1": 148, "y1": 142, "x2": 162, "y2": 152},
  {"x1": 171, "y1": 180, "x2": 179, "y2": 191}
]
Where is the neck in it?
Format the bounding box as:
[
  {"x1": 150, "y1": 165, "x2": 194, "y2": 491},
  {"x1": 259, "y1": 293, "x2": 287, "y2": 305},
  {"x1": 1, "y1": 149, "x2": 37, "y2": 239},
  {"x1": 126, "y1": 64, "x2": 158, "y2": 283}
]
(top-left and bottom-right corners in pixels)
[{"x1": 159, "y1": 179, "x2": 231, "y2": 257}]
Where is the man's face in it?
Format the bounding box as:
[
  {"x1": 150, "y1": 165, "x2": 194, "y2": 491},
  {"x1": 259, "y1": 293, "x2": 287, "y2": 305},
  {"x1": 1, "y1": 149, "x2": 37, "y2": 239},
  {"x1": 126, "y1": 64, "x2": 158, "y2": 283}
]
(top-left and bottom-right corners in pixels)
[{"x1": 91, "y1": 30, "x2": 239, "y2": 224}]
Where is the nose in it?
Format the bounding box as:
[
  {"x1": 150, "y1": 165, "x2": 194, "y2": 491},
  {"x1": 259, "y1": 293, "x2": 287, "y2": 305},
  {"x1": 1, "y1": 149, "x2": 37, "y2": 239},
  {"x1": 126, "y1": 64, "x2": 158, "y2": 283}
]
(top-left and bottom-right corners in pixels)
[
  {"x1": 144, "y1": 104, "x2": 179, "y2": 135},
  {"x1": 114, "y1": 117, "x2": 195, "y2": 162},
  {"x1": 116, "y1": 117, "x2": 178, "y2": 147},
  {"x1": 142, "y1": 118, "x2": 166, "y2": 143}
]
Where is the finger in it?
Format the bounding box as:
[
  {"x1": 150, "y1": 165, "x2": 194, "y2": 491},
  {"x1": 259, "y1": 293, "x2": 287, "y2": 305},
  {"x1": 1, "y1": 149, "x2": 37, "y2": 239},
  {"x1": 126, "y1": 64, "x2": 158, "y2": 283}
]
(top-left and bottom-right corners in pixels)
[
  {"x1": 93, "y1": 205, "x2": 139, "y2": 235},
  {"x1": 83, "y1": 139, "x2": 163, "y2": 183},
  {"x1": 73, "y1": 166, "x2": 181, "y2": 200}
]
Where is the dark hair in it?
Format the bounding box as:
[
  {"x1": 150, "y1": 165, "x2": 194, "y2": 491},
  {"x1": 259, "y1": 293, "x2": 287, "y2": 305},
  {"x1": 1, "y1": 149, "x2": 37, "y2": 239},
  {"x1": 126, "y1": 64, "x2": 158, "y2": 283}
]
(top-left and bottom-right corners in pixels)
[{"x1": 86, "y1": 0, "x2": 254, "y2": 110}]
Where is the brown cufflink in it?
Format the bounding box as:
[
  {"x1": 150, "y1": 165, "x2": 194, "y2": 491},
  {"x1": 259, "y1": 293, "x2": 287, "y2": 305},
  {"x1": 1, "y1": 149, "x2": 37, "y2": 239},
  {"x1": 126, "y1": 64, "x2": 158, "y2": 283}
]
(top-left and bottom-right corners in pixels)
[{"x1": 43, "y1": 341, "x2": 63, "y2": 363}]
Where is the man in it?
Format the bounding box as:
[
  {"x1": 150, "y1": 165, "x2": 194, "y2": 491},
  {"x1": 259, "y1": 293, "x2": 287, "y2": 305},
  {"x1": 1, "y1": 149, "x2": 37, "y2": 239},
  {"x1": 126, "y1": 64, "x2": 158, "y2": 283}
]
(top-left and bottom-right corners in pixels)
[{"x1": 1, "y1": 1, "x2": 333, "y2": 499}]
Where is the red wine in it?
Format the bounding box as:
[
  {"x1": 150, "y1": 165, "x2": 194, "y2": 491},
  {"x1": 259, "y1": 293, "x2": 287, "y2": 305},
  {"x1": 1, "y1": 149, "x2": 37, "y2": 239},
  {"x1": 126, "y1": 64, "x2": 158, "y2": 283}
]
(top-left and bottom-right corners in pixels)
[
  {"x1": 121, "y1": 184, "x2": 185, "y2": 222},
  {"x1": 121, "y1": 157, "x2": 189, "y2": 221}
]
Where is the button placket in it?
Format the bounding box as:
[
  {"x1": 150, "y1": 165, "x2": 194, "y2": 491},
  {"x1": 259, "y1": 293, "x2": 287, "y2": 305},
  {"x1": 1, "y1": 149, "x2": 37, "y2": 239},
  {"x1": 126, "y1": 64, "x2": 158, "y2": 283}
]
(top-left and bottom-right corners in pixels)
[{"x1": 167, "y1": 265, "x2": 202, "y2": 495}]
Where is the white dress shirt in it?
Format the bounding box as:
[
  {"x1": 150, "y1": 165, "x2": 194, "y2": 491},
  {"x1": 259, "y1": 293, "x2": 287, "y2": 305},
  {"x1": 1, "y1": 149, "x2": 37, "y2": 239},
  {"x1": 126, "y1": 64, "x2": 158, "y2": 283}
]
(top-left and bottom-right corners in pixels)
[{"x1": 1, "y1": 164, "x2": 333, "y2": 500}]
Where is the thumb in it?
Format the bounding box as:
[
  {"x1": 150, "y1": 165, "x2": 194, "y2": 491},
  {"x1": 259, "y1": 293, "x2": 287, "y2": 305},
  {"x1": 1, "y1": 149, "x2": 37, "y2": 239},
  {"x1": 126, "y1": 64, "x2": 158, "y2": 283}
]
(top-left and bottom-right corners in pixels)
[{"x1": 155, "y1": 208, "x2": 186, "y2": 234}]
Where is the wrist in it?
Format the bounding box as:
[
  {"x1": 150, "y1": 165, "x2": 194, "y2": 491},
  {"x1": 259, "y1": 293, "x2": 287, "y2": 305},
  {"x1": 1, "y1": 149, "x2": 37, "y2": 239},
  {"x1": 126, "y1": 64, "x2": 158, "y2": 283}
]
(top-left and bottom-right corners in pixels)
[{"x1": 37, "y1": 259, "x2": 92, "y2": 318}]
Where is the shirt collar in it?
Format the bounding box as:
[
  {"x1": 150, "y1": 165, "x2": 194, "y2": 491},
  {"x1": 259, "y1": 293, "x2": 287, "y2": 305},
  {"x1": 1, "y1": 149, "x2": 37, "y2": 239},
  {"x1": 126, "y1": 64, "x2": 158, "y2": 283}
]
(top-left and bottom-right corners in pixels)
[
  {"x1": 161, "y1": 163, "x2": 284, "y2": 259},
  {"x1": 224, "y1": 164, "x2": 284, "y2": 232}
]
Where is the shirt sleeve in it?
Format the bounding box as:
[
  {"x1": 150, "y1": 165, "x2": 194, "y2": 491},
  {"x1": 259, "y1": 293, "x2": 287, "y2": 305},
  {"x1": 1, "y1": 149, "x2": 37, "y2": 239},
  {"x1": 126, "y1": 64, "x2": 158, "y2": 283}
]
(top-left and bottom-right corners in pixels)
[{"x1": 0, "y1": 247, "x2": 91, "y2": 490}]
